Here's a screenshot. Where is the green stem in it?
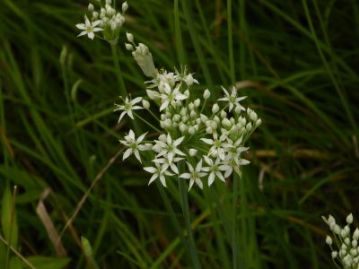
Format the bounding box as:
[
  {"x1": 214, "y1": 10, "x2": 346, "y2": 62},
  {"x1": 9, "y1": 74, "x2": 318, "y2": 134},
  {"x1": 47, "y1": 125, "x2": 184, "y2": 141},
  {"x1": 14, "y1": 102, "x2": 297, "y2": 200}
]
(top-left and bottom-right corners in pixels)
[
  {"x1": 111, "y1": 44, "x2": 127, "y2": 97},
  {"x1": 178, "y1": 179, "x2": 201, "y2": 269},
  {"x1": 232, "y1": 173, "x2": 239, "y2": 269}
]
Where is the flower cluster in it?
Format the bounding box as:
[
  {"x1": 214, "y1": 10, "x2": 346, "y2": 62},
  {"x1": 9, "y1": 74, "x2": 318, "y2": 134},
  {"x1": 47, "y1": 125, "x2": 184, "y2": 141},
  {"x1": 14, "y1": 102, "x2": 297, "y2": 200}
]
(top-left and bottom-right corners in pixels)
[
  {"x1": 115, "y1": 33, "x2": 261, "y2": 191},
  {"x1": 323, "y1": 214, "x2": 359, "y2": 268},
  {"x1": 76, "y1": 0, "x2": 128, "y2": 44}
]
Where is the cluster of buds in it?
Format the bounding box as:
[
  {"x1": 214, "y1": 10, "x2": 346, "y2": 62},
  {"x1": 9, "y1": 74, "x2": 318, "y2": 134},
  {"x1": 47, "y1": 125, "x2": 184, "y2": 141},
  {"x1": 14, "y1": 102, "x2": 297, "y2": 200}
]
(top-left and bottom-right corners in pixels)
[
  {"x1": 323, "y1": 214, "x2": 359, "y2": 268},
  {"x1": 114, "y1": 33, "x2": 261, "y2": 191},
  {"x1": 76, "y1": 0, "x2": 128, "y2": 44}
]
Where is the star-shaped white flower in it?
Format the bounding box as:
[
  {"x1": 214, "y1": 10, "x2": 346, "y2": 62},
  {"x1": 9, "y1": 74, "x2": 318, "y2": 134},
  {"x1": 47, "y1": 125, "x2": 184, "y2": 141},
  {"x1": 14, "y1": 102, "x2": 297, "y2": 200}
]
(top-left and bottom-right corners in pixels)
[
  {"x1": 152, "y1": 134, "x2": 186, "y2": 163},
  {"x1": 201, "y1": 133, "x2": 229, "y2": 160},
  {"x1": 218, "y1": 86, "x2": 246, "y2": 112},
  {"x1": 223, "y1": 137, "x2": 250, "y2": 175},
  {"x1": 159, "y1": 84, "x2": 188, "y2": 111},
  {"x1": 202, "y1": 156, "x2": 230, "y2": 186},
  {"x1": 114, "y1": 96, "x2": 143, "y2": 123},
  {"x1": 76, "y1": 16, "x2": 102, "y2": 40},
  {"x1": 153, "y1": 156, "x2": 183, "y2": 174},
  {"x1": 144, "y1": 162, "x2": 173, "y2": 187},
  {"x1": 119, "y1": 130, "x2": 148, "y2": 163},
  {"x1": 180, "y1": 160, "x2": 207, "y2": 190}
]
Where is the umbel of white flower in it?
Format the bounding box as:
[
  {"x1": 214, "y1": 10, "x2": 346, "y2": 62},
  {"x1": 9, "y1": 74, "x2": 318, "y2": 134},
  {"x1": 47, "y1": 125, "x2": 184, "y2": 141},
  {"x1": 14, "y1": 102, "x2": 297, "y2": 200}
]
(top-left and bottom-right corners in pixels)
[
  {"x1": 323, "y1": 213, "x2": 359, "y2": 269},
  {"x1": 76, "y1": 0, "x2": 128, "y2": 44},
  {"x1": 115, "y1": 33, "x2": 261, "y2": 191}
]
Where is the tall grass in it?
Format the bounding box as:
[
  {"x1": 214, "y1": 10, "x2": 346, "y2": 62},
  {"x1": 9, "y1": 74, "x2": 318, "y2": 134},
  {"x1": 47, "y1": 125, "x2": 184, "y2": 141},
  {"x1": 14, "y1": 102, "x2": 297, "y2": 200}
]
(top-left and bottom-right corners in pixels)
[{"x1": 0, "y1": 0, "x2": 358, "y2": 268}]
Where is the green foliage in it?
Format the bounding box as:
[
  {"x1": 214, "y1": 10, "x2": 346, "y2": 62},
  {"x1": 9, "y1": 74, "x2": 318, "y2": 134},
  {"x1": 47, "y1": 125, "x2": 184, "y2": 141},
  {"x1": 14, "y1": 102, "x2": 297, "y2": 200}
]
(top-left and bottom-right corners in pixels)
[{"x1": 0, "y1": 0, "x2": 358, "y2": 268}]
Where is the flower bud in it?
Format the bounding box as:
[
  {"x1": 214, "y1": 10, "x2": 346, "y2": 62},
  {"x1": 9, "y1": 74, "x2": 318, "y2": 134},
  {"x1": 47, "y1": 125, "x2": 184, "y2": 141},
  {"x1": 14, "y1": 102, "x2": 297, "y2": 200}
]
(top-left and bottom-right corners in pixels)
[
  {"x1": 125, "y1": 43, "x2": 133, "y2": 51},
  {"x1": 132, "y1": 44, "x2": 157, "y2": 77},
  {"x1": 126, "y1": 32, "x2": 134, "y2": 43},
  {"x1": 122, "y1": 1, "x2": 129, "y2": 12},
  {"x1": 194, "y1": 98, "x2": 201, "y2": 107},
  {"x1": 222, "y1": 118, "x2": 231, "y2": 128},
  {"x1": 353, "y1": 228, "x2": 359, "y2": 240},
  {"x1": 203, "y1": 89, "x2": 210, "y2": 99},
  {"x1": 325, "y1": 235, "x2": 333, "y2": 245},
  {"x1": 88, "y1": 3, "x2": 94, "y2": 11},
  {"x1": 346, "y1": 213, "x2": 354, "y2": 224},
  {"x1": 188, "y1": 126, "x2": 196, "y2": 135},
  {"x1": 212, "y1": 103, "x2": 219, "y2": 113}
]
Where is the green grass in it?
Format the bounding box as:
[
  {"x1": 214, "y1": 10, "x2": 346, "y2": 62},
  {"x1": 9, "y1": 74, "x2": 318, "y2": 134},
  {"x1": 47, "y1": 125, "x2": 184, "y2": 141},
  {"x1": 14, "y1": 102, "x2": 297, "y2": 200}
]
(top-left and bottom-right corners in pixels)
[{"x1": 0, "y1": 0, "x2": 359, "y2": 268}]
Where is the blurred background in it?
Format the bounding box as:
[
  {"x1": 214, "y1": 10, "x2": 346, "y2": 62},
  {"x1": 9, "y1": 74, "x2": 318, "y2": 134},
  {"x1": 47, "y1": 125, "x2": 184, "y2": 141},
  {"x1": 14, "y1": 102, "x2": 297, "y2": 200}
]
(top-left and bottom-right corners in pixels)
[{"x1": 0, "y1": 0, "x2": 359, "y2": 268}]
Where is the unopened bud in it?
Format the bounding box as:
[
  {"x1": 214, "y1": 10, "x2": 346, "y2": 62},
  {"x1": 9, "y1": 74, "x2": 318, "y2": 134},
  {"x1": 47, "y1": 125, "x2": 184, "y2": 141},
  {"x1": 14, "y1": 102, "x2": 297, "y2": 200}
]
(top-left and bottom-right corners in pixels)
[
  {"x1": 125, "y1": 43, "x2": 133, "y2": 51},
  {"x1": 126, "y1": 32, "x2": 134, "y2": 43},
  {"x1": 325, "y1": 235, "x2": 333, "y2": 245},
  {"x1": 122, "y1": 1, "x2": 129, "y2": 12},
  {"x1": 203, "y1": 89, "x2": 210, "y2": 99},
  {"x1": 212, "y1": 103, "x2": 219, "y2": 114},
  {"x1": 88, "y1": 3, "x2": 94, "y2": 11}
]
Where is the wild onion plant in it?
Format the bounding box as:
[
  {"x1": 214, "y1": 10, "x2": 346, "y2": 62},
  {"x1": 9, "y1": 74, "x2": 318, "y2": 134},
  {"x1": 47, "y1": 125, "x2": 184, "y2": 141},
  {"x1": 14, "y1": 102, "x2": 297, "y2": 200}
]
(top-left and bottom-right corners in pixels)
[
  {"x1": 323, "y1": 214, "x2": 359, "y2": 269},
  {"x1": 76, "y1": 1, "x2": 261, "y2": 267}
]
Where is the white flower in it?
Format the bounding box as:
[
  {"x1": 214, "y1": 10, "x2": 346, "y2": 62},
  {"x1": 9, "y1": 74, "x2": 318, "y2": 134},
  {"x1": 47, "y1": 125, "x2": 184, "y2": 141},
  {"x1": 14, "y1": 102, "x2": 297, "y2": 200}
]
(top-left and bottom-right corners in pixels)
[
  {"x1": 183, "y1": 73, "x2": 198, "y2": 86},
  {"x1": 180, "y1": 160, "x2": 207, "y2": 190},
  {"x1": 218, "y1": 86, "x2": 246, "y2": 112},
  {"x1": 76, "y1": 16, "x2": 102, "y2": 40},
  {"x1": 153, "y1": 156, "x2": 182, "y2": 174},
  {"x1": 119, "y1": 130, "x2": 148, "y2": 162},
  {"x1": 144, "y1": 162, "x2": 173, "y2": 187},
  {"x1": 224, "y1": 139, "x2": 250, "y2": 173},
  {"x1": 114, "y1": 96, "x2": 143, "y2": 123},
  {"x1": 201, "y1": 134, "x2": 229, "y2": 160},
  {"x1": 202, "y1": 156, "x2": 230, "y2": 186},
  {"x1": 152, "y1": 134, "x2": 186, "y2": 162},
  {"x1": 159, "y1": 84, "x2": 188, "y2": 111}
]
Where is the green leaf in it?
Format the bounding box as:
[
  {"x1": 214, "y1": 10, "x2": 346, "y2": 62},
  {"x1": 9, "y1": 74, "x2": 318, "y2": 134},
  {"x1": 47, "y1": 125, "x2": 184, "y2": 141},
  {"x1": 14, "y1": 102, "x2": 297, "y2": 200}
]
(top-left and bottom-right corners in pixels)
[
  {"x1": 9, "y1": 257, "x2": 24, "y2": 269},
  {"x1": 1, "y1": 186, "x2": 18, "y2": 248},
  {"x1": 27, "y1": 256, "x2": 70, "y2": 269}
]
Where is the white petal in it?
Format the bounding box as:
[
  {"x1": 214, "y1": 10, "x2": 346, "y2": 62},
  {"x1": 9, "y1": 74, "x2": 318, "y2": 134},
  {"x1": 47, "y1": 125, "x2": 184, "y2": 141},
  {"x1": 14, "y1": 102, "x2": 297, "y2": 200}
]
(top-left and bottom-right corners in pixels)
[
  {"x1": 144, "y1": 167, "x2": 157, "y2": 173},
  {"x1": 160, "y1": 100, "x2": 169, "y2": 111},
  {"x1": 148, "y1": 174, "x2": 158, "y2": 185},
  {"x1": 134, "y1": 150, "x2": 142, "y2": 163},
  {"x1": 180, "y1": 173, "x2": 191, "y2": 179},
  {"x1": 238, "y1": 159, "x2": 250, "y2": 165},
  {"x1": 128, "y1": 110, "x2": 134, "y2": 119},
  {"x1": 173, "y1": 136, "x2": 185, "y2": 147},
  {"x1": 216, "y1": 172, "x2": 225, "y2": 182},
  {"x1": 76, "y1": 23, "x2": 86, "y2": 30},
  {"x1": 188, "y1": 179, "x2": 195, "y2": 191},
  {"x1": 128, "y1": 129, "x2": 135, "y2": 139},
  {"x1": 208, "y1": 173, "x2": 215, "y2": 186},
  {"x1": 196, "y1": 178, "x2": 203, "y2": 189},
  {"x1": 132, "y1": 96, "x2": 143, "y2": 104},
  {"x1": 88, "y1": 32, "x2": 95, "y2": 40},
  {"x1": 170, "y1": 163, "x2": 179, "y2": 174},
  {"x1": 137, "y1": 132, "x2": 147, "y2": 143},
  {"x1": 123, "y1": 148, "x2": 132, "y2": 160},
  {"x1": 93, "y1": 27, "x2": 103, "y2": 32},
  {"x1": 77, "y1": 31, "x2": 87, "y2": 37},
  {"x1": 201, "y1": 138, "x2": 213, "y2": 145},
  {"x1": 159, "y1": 175, "x2": 167, "y2": 187}
]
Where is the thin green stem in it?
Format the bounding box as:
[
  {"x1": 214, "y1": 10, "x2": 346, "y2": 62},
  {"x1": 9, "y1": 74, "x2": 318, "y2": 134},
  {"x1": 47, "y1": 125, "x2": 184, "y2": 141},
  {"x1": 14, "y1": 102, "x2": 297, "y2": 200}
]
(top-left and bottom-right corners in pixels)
[
  {"x1": 178, "y1": 179, "x2": 201, "y2": 269},
  {"x1": 232, "y1": 173, "x2": 239, "y2": 269},
  {"x1": 111, "y1": 44, "x2": 127, "y2": 97}
]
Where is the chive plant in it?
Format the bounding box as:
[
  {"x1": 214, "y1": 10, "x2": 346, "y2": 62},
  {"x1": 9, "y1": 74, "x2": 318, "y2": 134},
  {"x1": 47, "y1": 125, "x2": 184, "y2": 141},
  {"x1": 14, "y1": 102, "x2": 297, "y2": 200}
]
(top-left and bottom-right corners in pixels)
[{"x1": 76, "y1": 1, "x2": 261, "y2": 268}]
